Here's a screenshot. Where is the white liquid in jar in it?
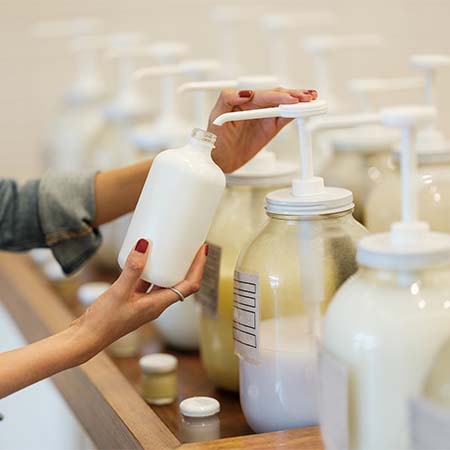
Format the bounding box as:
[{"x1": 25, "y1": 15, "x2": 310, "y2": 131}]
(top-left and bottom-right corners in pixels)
[{"x1": 240, "y1": 316, "x2": 320, "y2": 433}]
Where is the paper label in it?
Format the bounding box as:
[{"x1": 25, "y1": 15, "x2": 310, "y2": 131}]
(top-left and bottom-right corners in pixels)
[
  {"x1": 196, "y1": 243, "x2": 221, "y2": 318},
  {"x1": 233, "y1": 270, "x2": 259, "y2": 359},
  {"x1": 410, "y1": 396, "x2": 450, "y2": 449},
  {"x1": 319, "y1": 350, "x2": 349, "y2": 450}
]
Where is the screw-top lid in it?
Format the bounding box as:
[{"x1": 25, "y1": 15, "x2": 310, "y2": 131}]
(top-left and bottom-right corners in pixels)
[
  {"x1": 214, "y1": 100, "x2": 355, "y2": 215},
  {"x1": 179, "y1": 397, "x2": 220, "y2": 418},
  {"x1": 29, "y1": 248, "x2": 54, "y2": 265},
  {"x1": 42, "y1": 259, "x2": 69, "y2": 281},
  {"x1": 139, "y1": 353, "x2": 178, "y2": 374},
  {"x1": 358, "y1": 105, "x2": 450, "y2": 270},
  {"x1": 77, "y1": 282, "x2": 111, "y2": 306}
]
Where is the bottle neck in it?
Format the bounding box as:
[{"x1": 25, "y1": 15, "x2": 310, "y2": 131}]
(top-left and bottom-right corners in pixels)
[
  {"x1": 266, "y1": 208, "x2": 354, "y2": 222},
  {"x1": 188, "y1": 128, "x2": 217, "y2": 153}
]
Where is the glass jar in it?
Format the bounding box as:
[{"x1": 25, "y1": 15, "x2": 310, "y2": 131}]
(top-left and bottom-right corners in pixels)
[
  {"x1": 322, "y1": 264, "x2": 450, "y2": 450},
  {"x1": 236, "y1": 209, "x2": 367, "y2": 433},
  {"x1": 365, "y1": 157, "x2": 450, "y2": 233},
  {"x1": 198, "y1": 152, "x2": 296, "y2": 392},
  {"x1": 139, "y1": 353, "x2": 178, "y2": 405},
  {"x1": 180, "y1": 397, "x2": 221, "y2": 443},
  {"x1": 321, "y1": 127, "x2": 397, "y2": 224}
]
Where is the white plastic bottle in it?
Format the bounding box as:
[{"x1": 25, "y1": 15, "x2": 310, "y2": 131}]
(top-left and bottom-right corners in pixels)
[
  {"x1": 321, "y1": 105, "x2": 450, "y2": 450},
  {"x1": 214, "y1": 100, "x2": 367, "y2": 432},
  {"x1": 118, "y1": 128, "x2": 225, "y2": 287}
]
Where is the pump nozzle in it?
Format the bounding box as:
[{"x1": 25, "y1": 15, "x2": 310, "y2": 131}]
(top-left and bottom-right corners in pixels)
[
  {"x1": 349, "y1": 77, "x2": 424, "y2": 112},
  {"x1": 214, "y1": 100, "x2": 328, "y2": 195},
  {"x1": 380, "y1": 106, "x2": 436, "y2": 243},
  {"x1": 303, "y1": 34, "x2": 384, "y2": 112}
]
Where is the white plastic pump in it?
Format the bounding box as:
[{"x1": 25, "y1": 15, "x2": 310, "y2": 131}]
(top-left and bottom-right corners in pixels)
[
  {"x1": 260, "y1": 11, "x2": 333, "y2": 86},
  {"x1": 303, "y1": 34, "x2": 384, "y2": 113},
  {"x1": 132, "y1": 60, "x2": 219, "y2": 153},
  {"x1": 410, "y1": 54, "x2": 450, "y2": 156},
  {"x1": 357, "y1": 105, "x2": 450, "y2": 269}
]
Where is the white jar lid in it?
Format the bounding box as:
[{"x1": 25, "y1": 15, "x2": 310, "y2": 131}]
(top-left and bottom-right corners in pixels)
[
  {"x1": 42, "y1": 259, "x2": 68, "y2": 281},
  {"x1": 226, "y1": 150, "x2": 297, "y2": 186},
  {"x1": 265, "y1": 186, "x2": 354, "y2": 216},
  {"x1": 29, "y1": 248, "x2": 53, "y2": 265},
  {"x1": 139, "y1": 353, "x2": 178, "y2": 374},
  {"x1": 331, "y1": 126, "x2": 400, "y2": 153},
  {"x1": 357, "y1": 231, "x2": 450, "y2": 270},
  {"x1": 179, "y1": 397, "x2": 220, "y2": 418},
  {"x1": 77, "y1": 282, "x2": 111, "y2": 306}
]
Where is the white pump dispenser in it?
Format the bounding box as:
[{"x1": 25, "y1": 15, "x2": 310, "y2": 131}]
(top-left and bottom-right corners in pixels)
[
  {"x1": 132, "y1": 59, "x2": 219, "y2": 155},
  {"x1": 214, "y1": 101, "x2": 367, "y2": 432},
  {"x1": 321, "y1": 105, "x2": 450, "y2": 450},
  {"x1": 303, "y1": 34, "x2": 383, "y2": 113},
  {"x1": 118, "y1": 128, "x2": 225, "y2": 287},
  {"x1": 410, "y1": 54, "x2": 450, "y2": 157},
  {"x1": 260, "y1": 11, "x2": 333, "y2": 86}
]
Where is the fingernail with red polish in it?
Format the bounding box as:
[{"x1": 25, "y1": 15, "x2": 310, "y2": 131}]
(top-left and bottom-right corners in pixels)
[
  {"x1": 238, "y1": 90, "x2": 253, "y2": 98},
  {"x1": 135, "y1": 238, "x2": 149, "y2": 254},
  {"x1": 205, "y1": 244, "x2": 209, "y2": 256}
]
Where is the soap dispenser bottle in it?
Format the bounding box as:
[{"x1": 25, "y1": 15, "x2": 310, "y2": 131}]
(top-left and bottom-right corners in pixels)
[
  {"x1": 35, "y1": 19, "x2": 107, "y2": 171},
  {"x1": 118, "y1": 128, "x2": 225, "y2": 287},
  {"x1": 321, "y1": 106, "x2": 450, "y2": 450},
  {"x1": 365, "y1": 55, "x2": 450, "y2": 233},
  {"x1": 214, "y1": 100, "x2": 367, "y2": 431}
]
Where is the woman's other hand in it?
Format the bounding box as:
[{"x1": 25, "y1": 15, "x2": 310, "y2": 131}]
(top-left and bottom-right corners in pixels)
[
  {"x1": 208, "y1": 87, "x2": 318, "y2": 173},
  {"x1": 72, "y1": 239, "x2": 207, "y2": 359}
]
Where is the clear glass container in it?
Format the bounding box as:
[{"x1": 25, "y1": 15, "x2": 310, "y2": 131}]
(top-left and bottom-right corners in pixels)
[
  {"x1": 198, "y1": 183, "x2": 286, "y2": 392},
  {"x1": 323, "y1": 264, "x2": 450, "y2": 450},
  {"x1": 235, "y1": 209, "x2": 367, "y2": 433},
  {"x1": 365, "y1": 159, "x2": 450, "y2": 233},
  {"x1": 321, "y1": 141, "x2": 395, "y2": 224}
]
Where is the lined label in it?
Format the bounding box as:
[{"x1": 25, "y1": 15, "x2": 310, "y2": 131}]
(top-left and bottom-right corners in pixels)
[
  {"x1": 410, "y1": 396, "x2": 450, "y2": 449},
  {"x1": 196, "y1": 243, "x2": 221, "y2": 318},
  {"x1": 233, "y1": 271, "x2": 259, "y2": 359},
  {"x1": 319, "y1": 350, "x2": 349, "y2": 450}
]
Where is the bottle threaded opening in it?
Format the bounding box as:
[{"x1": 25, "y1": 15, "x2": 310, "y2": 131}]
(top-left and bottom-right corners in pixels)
[{"x1": 191, "y1": 128, "x2": 217, "y2": 146}]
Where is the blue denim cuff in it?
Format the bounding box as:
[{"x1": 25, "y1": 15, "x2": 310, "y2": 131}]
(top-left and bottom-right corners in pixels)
[{"x1": 38, "y1": 170, "x2": 102, "y2": 274}]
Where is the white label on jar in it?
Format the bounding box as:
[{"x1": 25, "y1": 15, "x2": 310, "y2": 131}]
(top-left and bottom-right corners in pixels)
[
  {"x1": 196, "y1": 243, "x2": 221, "y2": 318},
  {"x1": 319, "y1": 350, "x2": 349, "y2": 450},
  {"x1": 410, "y1": 396, "x2": 450, "y2": 449},
  {"x1": 233, "y1": 271, "x2": 259, "y2": 359}
]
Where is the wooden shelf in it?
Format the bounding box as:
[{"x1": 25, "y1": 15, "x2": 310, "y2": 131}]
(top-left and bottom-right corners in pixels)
[{"x1": 0, "y1": 252, "x2": 323, "y2": 450}]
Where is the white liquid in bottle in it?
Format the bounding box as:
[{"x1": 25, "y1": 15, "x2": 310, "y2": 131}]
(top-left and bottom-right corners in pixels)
[{"x1": 118, "y1": 129, "x2": 225, "y2": 287}]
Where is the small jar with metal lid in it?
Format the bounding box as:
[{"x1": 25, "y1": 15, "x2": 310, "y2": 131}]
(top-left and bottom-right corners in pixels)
[
  {"x1": 78, "y1": 282, "x2": 140, "y2": 357},
  {"x1": 180, "y1": 397, "x2": 220, "y2": 443},
  {"x1": 43, "y1": 259, "x2": 80, "y2": 304},
  {"x1": 139, "y1": 353, "x2": 178, "y2": 405}
]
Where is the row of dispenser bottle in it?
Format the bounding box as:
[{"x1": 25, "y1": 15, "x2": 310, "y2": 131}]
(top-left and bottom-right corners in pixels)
[{"x1": 38, "y1": 18, "x2": 450, "y2": 449}]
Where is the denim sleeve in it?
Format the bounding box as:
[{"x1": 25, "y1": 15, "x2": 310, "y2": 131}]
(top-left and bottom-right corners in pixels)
[{"x1": 0, "y1": 171, "x2": 102, "y2": 274}]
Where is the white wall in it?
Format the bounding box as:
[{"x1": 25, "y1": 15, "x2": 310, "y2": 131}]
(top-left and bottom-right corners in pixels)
[{"x1": 0, "y1": 0, "x2": 449, "y2": 180}]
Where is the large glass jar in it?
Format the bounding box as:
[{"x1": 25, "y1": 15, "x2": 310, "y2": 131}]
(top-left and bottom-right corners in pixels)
[
  {"x1": 235, "y1": 208, "x2": 367, "y2": 432},
  {"x1": 365, "y1": 156, "x2": 450, "y2": 233},
  {"x1": 321, "y1": 127, "x2": 397, "y2": 224},
  {"x1": 322, "y1": 263, "x2": 450, "y2": 450}
]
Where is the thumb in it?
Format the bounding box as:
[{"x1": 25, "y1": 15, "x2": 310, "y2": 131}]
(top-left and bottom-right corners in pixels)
[{"x1": 116, "y1": 238, "x2": 151, "y2": 294}]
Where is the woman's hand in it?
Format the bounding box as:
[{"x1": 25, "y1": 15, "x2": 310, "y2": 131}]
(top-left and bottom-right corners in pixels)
[
  {"x1": 208, "y1": 88, "x2": 318, "y2": 173},
  {"x1": 72, "y1": 239, "x2": 207, "y2": 358}
]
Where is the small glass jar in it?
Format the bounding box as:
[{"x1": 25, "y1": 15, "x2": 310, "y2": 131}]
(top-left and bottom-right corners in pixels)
[
  {"x1": 78, "y1": 282, "x2": 140, "y2": 357},
  {"x1": 321, "y1": 126, "x2": 397, "y2": 224},
  {"x1": 43, "y1": 259, "x2": 80, "y2": 305},
  {"x1": 236, "y1": 206, "x2": 367, "y2": 433},
  {"x1": 139, "y1": 353, "x2": 178, "y2": 405},
  {"x1": 365, "y1": 154, "x2": 450, "y2": 233},
  {"x1": 180, "y1": 397, "x2": 220, "y2": 443},
  {"x1": 198, "y1": 153, "x2": 296, "y2": 391}
]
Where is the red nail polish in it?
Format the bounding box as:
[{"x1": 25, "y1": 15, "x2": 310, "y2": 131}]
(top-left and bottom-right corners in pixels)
[
  {"x1": 238, "y1": 90, "x2": 253, "y2": 98},
  {"x1": 205, "y1": 244, "x2": 209, "y2": 256},
  {"x1": 135, "y1": 238, "x2": 149, "y2": 254}
]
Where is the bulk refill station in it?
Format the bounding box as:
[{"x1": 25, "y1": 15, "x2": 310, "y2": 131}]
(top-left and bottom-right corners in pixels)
[
  {"x1": 213, "y1": 100, "x2": 367, "y2": 432},
  {"x1": 321, "y1": 105, "x2": 450, "y2": 450}
]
